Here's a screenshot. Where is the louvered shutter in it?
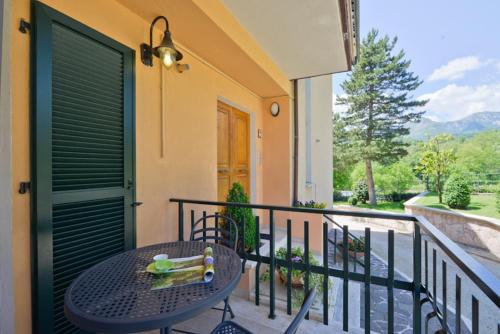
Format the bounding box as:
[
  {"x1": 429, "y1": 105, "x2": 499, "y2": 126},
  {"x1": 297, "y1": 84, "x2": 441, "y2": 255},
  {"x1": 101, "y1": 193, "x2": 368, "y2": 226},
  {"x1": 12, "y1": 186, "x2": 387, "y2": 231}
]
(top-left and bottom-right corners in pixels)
[{"x1": 33, "y1": 4, "x2": 135, "y2": 333}]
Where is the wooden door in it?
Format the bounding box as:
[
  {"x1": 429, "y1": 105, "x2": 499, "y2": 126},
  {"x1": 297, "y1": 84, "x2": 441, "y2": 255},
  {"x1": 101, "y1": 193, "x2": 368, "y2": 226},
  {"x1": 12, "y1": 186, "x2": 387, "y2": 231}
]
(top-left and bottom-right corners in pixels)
[{"x1": 217, "y1": 101, "x2": 250, "y2": 202}]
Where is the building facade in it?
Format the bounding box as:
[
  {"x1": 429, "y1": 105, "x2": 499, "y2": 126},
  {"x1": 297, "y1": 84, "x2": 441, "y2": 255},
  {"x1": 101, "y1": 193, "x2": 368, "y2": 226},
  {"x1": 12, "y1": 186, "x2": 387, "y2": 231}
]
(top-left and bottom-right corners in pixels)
[{"x1": 0, "y1": 0, "x2": 358, "y2": 332}]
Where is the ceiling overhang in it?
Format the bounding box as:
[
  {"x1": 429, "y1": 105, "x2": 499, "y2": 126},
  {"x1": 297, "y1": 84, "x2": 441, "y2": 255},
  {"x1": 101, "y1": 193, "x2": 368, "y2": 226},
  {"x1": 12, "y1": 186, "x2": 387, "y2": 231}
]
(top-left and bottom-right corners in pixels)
[
  {"x1": 222, "y1": 0, "x2": 358, "y2": 79},
  {"x1": 118, "y1": 0, "x2": 291, "y2": 97},
  {"x1": 118, "y1": 0, "x2": 358, "y2": 97}
]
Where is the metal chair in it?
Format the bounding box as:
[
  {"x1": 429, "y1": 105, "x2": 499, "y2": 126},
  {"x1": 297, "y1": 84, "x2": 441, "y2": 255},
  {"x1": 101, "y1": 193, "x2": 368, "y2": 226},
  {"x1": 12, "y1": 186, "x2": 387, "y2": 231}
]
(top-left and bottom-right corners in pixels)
[
  {"x1": 210, "y1": 288, "x2": 317, "y2": 334},
  {"x1": 190, "y1": 213, "x2": 238, "y2": 251},
  {"x1": 190, "y1": 213, "x2": 239, "y2": 321}
]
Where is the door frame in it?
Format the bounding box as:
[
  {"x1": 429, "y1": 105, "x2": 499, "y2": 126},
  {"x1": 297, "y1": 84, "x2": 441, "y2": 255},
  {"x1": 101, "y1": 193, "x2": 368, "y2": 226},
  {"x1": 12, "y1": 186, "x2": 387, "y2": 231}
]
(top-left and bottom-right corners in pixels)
[
  {"x1": 31, "y1": 2, "x2": 136, "y2": 332},
  {"x1": 217, "y1": 96, "x2": 257, "y2": 203}
]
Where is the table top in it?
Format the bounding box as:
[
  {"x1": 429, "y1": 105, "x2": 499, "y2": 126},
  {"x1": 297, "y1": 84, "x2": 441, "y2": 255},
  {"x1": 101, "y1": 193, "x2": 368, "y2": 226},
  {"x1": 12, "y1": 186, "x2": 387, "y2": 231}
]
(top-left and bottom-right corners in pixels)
[{"x1": 64, "y1": 241, "x2": 242, "y2": 333}]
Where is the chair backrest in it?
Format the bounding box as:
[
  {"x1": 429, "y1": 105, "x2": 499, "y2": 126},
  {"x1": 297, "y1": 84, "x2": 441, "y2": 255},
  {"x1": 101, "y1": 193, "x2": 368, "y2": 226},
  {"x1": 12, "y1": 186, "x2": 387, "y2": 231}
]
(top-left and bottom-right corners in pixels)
[
  {"x1": 283, "y1": 287, "x2": 317, "y2": 334},
  {"x1": 189, "y1": 213, "x2": 239, "y2": 251}
]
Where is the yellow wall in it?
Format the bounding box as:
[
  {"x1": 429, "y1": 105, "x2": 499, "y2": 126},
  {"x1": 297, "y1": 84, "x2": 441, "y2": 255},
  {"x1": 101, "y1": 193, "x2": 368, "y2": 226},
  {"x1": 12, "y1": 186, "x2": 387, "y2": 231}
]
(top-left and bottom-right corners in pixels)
[{"x1": 10, "y1": 0, "x2": 291, "y2": 332}]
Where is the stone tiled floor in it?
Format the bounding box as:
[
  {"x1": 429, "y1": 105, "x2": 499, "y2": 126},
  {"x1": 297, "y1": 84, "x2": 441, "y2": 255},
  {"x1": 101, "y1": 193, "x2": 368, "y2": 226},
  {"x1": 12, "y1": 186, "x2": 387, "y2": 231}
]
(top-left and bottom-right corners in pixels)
[{"x1": 141, "y1": 295, "x2": 364, "y2": 334}]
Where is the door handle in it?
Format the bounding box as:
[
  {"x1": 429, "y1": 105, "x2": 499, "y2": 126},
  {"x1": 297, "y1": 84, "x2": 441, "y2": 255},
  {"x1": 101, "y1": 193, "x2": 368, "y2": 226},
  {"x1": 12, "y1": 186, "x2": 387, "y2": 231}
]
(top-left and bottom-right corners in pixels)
[{"x1": 131, "y1": 201, "x2": 143, "y2": 207}]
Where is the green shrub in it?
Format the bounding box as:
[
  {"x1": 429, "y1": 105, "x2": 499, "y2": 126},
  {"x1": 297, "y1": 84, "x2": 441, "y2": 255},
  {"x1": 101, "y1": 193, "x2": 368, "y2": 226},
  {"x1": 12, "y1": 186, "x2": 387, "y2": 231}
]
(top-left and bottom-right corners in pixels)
[
  {"x1": 224, "y1": 183, "x2": 256, "y2": 251},
  {"x1": 348, "y1": 196, "x2": 358, "y2": 205},
  {"x1": 333, "y1": 190, "x2": 348, "y2": 202},
  {"x1": 496, "y1": 189, "x2": 500, "y2": 213},
  {"x1": 443, "y1": 174, "x2": 472, "y2": 209},
  {"x1": 473, "y1": 183, "x2": 500, "y2": 194},
  {"x1": 294, "y1": 200, "x2": 327, "y2": 209},
  {"x1": 353, "y1": 180, "x2": 369, "y2": 204}
]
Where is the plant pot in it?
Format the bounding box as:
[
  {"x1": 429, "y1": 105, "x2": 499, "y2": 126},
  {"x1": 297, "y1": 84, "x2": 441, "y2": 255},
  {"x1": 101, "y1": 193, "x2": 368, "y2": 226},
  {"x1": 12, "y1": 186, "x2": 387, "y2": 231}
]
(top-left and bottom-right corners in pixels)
[
  {"x1": 278, "y1": 268, "x2": 304, "y2": 289},
  {"x1": 338, "y1": 245, "x2": 365, "y2": 259},
  {"x1": 348, "y1": 250, "x2": 365, "y2": 259}
]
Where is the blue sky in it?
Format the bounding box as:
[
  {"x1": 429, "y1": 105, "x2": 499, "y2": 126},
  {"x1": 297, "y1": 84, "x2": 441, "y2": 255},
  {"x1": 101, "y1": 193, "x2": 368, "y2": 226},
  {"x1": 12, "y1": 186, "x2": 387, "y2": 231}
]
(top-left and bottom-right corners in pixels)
[{"x1": 333, "y1": 0, "x2": 500, "y2": 122}]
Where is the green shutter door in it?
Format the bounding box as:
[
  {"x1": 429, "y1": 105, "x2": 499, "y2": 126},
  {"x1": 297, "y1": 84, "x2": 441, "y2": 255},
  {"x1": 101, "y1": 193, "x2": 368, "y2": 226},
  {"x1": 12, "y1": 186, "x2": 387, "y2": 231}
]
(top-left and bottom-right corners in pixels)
[{"x1": 33, "y1": 3, "x2": 135, "y2": 333}]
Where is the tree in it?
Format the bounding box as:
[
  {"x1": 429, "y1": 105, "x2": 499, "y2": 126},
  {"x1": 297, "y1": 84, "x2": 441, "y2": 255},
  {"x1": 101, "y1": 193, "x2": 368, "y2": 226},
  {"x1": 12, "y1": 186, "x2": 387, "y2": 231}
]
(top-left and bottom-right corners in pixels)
[
  {"x1": 381, "y1": 161, "x2": 417, "y2": 196},
  {"x1": 336, "y1": 29, "x2": 427, "y2": 204},
  {"x1": 456, "y1": 130, "x2": 500, "y2": 174},
  {"x1": 416, "y1": 134, "x2": 457, "y2": 203},
  {"x1": 332, "y1": 112, "x2": 356, "y2": 190},
  {"x1": 350, "y1": 161, "x2": 416, "y2": 197}
]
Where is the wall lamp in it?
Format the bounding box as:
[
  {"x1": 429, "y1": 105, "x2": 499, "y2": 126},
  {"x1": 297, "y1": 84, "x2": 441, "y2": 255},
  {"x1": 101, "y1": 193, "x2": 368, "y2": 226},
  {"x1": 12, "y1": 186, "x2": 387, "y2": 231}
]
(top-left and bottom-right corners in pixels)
[{"x1": 140, "y1": 16, "x2": 184, "y2": 70}]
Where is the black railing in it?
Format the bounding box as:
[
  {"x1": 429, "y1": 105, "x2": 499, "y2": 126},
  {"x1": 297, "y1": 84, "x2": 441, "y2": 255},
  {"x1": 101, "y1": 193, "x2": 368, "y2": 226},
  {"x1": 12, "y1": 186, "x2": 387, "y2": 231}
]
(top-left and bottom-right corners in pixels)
[
  {"x1": 324, "y1": 214, "x2": 365, "y2": 271},
  {"x1": 170, "y1": 198, "x2": 500, "y2": 334}
]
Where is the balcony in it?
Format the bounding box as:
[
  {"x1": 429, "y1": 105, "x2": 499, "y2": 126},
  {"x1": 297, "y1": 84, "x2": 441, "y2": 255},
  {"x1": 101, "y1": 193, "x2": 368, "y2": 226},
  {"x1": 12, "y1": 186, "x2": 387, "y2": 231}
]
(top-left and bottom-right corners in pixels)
[{"x1": 169, "y1": 198, "x2": 500, "y2": 333}]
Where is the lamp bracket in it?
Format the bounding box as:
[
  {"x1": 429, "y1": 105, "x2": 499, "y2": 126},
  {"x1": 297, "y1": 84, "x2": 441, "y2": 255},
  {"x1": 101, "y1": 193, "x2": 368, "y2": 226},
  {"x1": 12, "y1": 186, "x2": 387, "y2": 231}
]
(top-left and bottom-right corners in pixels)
[{"x1": 140, "y1": 43, "x2": 153, "y2": 66}]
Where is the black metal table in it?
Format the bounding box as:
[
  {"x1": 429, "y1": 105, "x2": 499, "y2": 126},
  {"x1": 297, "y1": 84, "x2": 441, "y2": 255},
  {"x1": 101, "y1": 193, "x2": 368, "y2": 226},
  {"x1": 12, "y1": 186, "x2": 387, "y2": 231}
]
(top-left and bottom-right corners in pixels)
[{"x1": 64, "y1": 241, "x2": 242, "y2": 333}]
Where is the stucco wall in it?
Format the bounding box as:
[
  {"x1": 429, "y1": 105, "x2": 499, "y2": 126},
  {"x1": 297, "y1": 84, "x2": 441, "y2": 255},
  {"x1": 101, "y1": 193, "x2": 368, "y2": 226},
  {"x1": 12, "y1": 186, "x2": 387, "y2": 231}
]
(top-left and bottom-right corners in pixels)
[
  {"x1": 9, "y1": 0, "x2": 291, "y2": 332},
  {"x1": 296, "y1": 75, "x2": 333, "y2": 208}
]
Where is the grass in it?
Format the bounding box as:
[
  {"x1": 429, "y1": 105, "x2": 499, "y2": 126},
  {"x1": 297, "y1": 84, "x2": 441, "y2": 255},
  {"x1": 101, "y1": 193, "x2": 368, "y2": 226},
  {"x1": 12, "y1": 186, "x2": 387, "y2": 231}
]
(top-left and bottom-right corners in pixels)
[
  {"x1": 334, "y1": 200, "x2": 406, "y2": 213},
  {"x1": 417, "y1": 192, "x2": 500, "y2": 219}
]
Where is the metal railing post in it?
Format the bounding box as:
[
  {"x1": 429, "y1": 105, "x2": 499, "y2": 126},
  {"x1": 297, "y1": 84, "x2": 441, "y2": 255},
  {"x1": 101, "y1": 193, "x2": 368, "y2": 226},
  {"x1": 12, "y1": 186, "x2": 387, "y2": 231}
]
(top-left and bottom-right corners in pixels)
[
  {"x1": 322, "y1": 222, "x2": 329, "y2": 325},
  {"x1": 388, "y1": 230, "x2": 395, "y2": 334},
  {"x1": 343, "y1": 225, "x2": 349, "y2": 332},
  {"x1": 304, "y1": 221, "x2": 310, "y2": 320},
  {"x1": 286, "y1": 219, "x2": 292, "y2": 315},
  {"x1": 413, "y1": 223, "x2": 422, "y2": 334},
  {"x1": 254, "y1": 216, "x2": 261, "y2": 306},
  {"x1": 178, "y1": 201, "x2": 184, "y2": 241},
  {"x1": 269, "y1": 209, "x2": 276, "y2": 319},
  {"x1": 364, "y1": 228, "x2": 371, "y2": 333}
]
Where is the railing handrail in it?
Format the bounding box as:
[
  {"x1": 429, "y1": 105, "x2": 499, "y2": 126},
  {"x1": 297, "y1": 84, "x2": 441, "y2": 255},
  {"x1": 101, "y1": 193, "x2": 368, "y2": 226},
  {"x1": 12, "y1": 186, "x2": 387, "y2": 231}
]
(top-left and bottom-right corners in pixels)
[
  {"x1": 170, "y1": 197, "x2": 500, "y2": 309},
  {"x1": 416, "y1": 215, "x2": 500, "y2": 308},
  {"x1": 170, "y1": 198, "x2": 416, "y2": 221}
]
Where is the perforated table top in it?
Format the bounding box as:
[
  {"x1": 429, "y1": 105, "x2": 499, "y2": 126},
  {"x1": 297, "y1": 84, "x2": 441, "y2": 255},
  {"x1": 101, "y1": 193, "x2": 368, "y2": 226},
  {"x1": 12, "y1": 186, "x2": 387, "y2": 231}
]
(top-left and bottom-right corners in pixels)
[{"x1": 64, "y1": 241, "x2": 241, "y2": 333}]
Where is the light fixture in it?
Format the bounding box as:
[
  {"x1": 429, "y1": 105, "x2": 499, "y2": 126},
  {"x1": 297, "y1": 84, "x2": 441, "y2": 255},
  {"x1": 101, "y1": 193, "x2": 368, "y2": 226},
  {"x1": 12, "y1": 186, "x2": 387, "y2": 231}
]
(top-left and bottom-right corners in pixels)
[
  {"x1": 141, "y1": 16, "x2": 183, "y2": 69},
  {"x1": 270, "y1": 102, "x2": 280, "y2": 117}
]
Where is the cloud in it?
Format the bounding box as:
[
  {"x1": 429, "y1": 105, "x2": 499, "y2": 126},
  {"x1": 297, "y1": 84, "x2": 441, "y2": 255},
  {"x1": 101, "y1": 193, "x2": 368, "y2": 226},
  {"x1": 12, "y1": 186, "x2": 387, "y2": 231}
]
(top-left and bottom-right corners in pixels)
[
  {"x1": 428, "y1": 56, "x2": 482, "y2": 81},
  {"x1": 418, "y1": 83, "x2": 500, "y2": 121}
]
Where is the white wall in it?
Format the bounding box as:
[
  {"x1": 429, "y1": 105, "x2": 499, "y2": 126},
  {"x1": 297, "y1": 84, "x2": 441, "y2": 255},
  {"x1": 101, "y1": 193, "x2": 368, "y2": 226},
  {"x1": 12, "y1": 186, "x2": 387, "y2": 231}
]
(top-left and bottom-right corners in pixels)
[
  {"x1": 297, "y1": 75, "x2": 333, "y2": 207},
  {"x1": 0, "y1": 0, "x2": 15, "y2": 332}
]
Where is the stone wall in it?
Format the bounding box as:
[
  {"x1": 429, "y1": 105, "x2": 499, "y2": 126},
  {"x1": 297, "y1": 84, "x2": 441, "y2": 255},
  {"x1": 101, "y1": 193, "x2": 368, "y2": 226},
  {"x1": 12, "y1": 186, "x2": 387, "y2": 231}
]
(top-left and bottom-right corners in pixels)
[
  {"x1": 333, "y1": 205, "x2": 414, "y2": 233},
  {"x1": 405, "y1": 193, "x2": 500, "y2": 257}
]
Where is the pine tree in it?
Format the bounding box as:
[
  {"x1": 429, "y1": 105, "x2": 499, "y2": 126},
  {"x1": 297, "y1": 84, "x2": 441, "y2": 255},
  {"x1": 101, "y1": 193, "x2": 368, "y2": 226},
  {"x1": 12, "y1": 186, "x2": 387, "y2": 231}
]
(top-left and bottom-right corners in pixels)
[{"x1": 337, "y1": 29, "x2": 427, "y2": 204}]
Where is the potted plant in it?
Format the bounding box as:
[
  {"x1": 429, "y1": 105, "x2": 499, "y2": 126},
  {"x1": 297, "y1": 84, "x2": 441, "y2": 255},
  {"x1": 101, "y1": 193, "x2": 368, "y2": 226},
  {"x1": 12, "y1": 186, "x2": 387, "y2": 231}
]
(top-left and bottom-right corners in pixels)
[
  {"x1": 275, "y1": 247, "x2": 317, "y2": 288},
  {"x1": 223, "y1": 182, "x2": 256, "y2": 252},
  {"x1": 261, "y1": 246, "x2": 330, "y2": 308},
  {"x1": 294, "y1": 200, "x2": 327, "y2": 209},
  {"x1": 339, "y1": 237, "x2": 365, "y2": 258}
]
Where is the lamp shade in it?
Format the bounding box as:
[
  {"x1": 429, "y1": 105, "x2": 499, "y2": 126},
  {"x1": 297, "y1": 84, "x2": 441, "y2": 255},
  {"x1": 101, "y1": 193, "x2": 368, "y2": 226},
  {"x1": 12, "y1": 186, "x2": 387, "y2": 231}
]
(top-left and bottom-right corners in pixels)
[{"x1": 153, "y1": 31, "x2": 183, "y2": 69}]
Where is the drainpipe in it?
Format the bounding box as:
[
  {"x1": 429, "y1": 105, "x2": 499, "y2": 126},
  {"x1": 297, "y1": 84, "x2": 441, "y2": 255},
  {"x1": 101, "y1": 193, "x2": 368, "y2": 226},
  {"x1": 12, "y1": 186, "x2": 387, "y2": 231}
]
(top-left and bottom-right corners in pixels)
[{"x1": 292, "y1": 79, "x2": 298, "y2": 205}]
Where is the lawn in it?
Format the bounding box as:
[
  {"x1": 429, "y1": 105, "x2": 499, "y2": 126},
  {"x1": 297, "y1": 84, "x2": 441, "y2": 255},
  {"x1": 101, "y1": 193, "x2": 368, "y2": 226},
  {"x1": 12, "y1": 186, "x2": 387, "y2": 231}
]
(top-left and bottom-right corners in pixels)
[
  {"x1": 416, "y1": 192, "x2": 500, "y2": 219},
  {"x1": 334, "y1": 201, "x2": 406, "y2": 213}
]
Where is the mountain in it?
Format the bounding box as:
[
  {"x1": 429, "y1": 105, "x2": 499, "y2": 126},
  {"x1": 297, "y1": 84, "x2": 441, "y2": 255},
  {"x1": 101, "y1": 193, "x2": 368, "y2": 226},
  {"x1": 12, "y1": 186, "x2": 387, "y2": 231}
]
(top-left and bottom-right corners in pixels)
[{"x1": 408, "y1": 111, "x2": 500, "y2": 140}]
